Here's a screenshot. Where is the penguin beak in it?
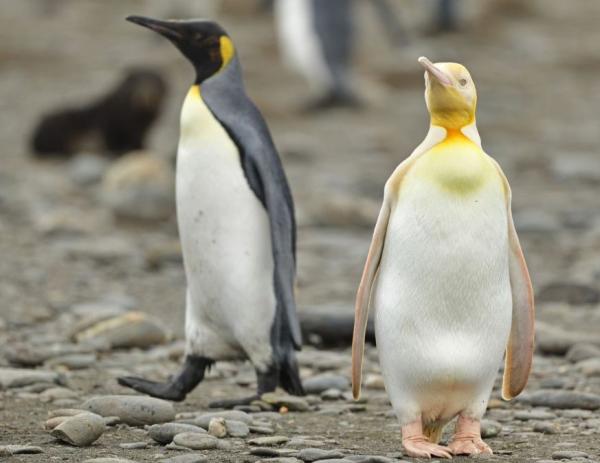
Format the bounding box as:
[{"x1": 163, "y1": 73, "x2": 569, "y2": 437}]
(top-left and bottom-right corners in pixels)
[
  {"x1": 126, "y1": 15, "x2": 185, "y2": 42},
  {"x1": 418, "y1": 56, "x2": 452, "y2": 86}
]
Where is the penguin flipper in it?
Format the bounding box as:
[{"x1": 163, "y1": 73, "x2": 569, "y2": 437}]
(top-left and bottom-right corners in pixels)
[
  {"x1": 351, "y1": 200, "x2": 391, "y2": 399},
  {"x1": 493, "y1": 164, "x2": 535, "y2": 400}
]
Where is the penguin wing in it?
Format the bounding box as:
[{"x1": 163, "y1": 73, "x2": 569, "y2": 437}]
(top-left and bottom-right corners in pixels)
[
  {"x1": 351, "y1": 199, "x2": 391, "y2": 399},
  {"x1": 493, "y1": 162, "x2": 535, "y2": 400}
]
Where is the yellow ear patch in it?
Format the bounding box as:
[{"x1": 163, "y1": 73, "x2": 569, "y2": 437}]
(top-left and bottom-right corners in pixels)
[{"x1": 219, "y1": 36, "x2": 235, "y2": 70}]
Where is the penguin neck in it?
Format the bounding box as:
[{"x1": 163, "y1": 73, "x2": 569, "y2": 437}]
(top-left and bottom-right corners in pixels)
[{"x1": 429, "y1": 121, "x2": 482, "y2": 148}]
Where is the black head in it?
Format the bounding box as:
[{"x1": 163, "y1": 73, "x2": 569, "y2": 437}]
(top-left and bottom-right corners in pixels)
[{"x1": 126, "y1": 16, "x2": 235, "y2": 84}]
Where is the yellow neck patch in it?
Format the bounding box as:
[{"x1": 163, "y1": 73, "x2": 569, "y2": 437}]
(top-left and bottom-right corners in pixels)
[
  {"x1": 413, "y1": 129, "x2": 496, "y2": 195},
  {"x1": 219, "y1": 36, "x2": 235, "y2": 71}
]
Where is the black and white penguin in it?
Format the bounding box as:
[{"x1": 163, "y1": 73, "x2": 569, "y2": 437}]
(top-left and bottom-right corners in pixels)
[{"x1": 119, "y1": 16, "x2": 304, "y2": 407}]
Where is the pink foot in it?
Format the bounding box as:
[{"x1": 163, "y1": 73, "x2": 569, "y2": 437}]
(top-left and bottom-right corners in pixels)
[
  {"x1": 448, "y1": 415, "x2": 493, "y2": 456},
  {"x1": 402, "y1": 420, "x2": 453, "y2": 459}
]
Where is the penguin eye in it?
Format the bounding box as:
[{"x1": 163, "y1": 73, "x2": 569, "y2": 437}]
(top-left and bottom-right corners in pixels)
[
  {"x1": 193, "y1": 33, "x2": 204, "y2": 42},
  {"x1": 458, "y1": 78, "x2": 468, "y2": 86}
]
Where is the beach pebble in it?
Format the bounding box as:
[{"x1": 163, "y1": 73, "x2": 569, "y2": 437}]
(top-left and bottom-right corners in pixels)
[
  {"x1": 208, "y1": 417, "x2": 227, "y2": 438},
  {"x1": 50, "y1": 412, "x2": 105, "y2": 446},
  {"x1": 191, "y1": 410, "x2": 252, "y2": 428},
  {"x1": 551, "y1": 450, "x2": 589, "y2": 459},
  {"x1": 0, "y1": 445, "x2": 44, "y2": 455},
  {"x1": 159, "y1": 455, "x2": 208, "y2": 463},
  {"x1": 82, "y1": 395, "x2": 175, "y2": 425},
  {"x1": 261, "y1": 393, "x2": 310, "y2": 412},
  {"x1": 303, "y1": 374, "x2": 349, "y2": 394},
  {"x1": 0, "y1": 368, "x2": 61, "y2": 389},
  {"x1": 148, "y1": 422, "x2": 206, "y2": 444},
  {"x1": 172, "y1": 432, "x2": 219, "y2": 450},
  {"x1": 298, "y1": 447, "x2": 345, "y2": 461},
  {"x1": 525, "y1": 390, "x2": 600, "y2": 410},
  {"x1": 249, "y1": 435, "x2": 290, "y2": 446},
  {"x1": 481, "y1": 420, "x2": 502, "y2": 438}
]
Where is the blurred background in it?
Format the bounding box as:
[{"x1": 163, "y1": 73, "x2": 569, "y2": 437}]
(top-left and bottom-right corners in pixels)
[{"x1": 2, "y1": 0, "x2": 600, "y2": 335}]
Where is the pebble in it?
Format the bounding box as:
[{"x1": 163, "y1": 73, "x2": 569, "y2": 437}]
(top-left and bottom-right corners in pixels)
[
  {"x1": 551, "y1": 155, "x2": 600, "y2": 183},
  {"x1": 566, "y1": 343, "x2": 600, "y2": 363},
  {"x1": 51, "y1": 412, "x2": 105, "y2": 446},
  {"x1": 261, "y1": 393, "x2": 310, "y2": 412},
  {"x1": 101, "y1": 151, "x2": 175, "y2": 221},
  {"x1": 298, "y1": 448, "x2": 345, "y2": 461},
  {"x1": 551, "y1": 450, "x2": 590, "y2": 459},
  {"x1": 321, "y1": 388, "x2": 343, "y2": 401},
  {"x1": 259, "y1": 459, "x2": 302, "y2": 463},
  {"x1": 40, "y1": 387, "x2": 79, "y2": 403},
  {"x1": 148, "y1": 422, "x2": 207, "y2": 444},
  {"x1": 208, "y1": 417, "x2": 227, "y2": 438},
  {"x1": 119, "y1": 442, "x2": 148, "y2": 449},
  {"x1": 534, "y1": 421, "x2": 559, "y2": 434},
  {"x1": 74, "y1": 311, "x2": 169, "y2": 349},
  {"x1": 346, "y1": 457, "x2": 406, "y2": 463},
  {"x1": 172, "y1": 432, "x2": 219, "y2": 450},
  {"x1": 250, "y1": 425, "x2": 275, "y2": 434},
  {"x1": 45, "y1": 353, "x2": 97, "y2": 370},
  {"x1": 248, "y1": 435, "x2": 290, "y2": 446},
  {"x1": 0, "y1": 445, "x2": 44, "y2": 455},
  {"x1": 303, "y1": 373, "x2": 350, "y2": 394},
  {"x1": 537, "y1": 282, "x2": 600, "y2": 305},
  {"x1": 364, "y1": 374, "x2": 386, "y2": 390},
  {"x1": 481, "y1": 419, "x2": 502, "y2": 438},
  {"x1": 526, "y1": 390, "x2": 600, "y2": 410},
  {"x1": 82, "y1": 395, "x2": 175, "y2": 425},
  {"x1": 82, "y1": 459, "x2": 138, "y2": 463},
  {"x1": 69, "y1": 153, "x2": 109, "y2": 185},
  {"x1": 0, "y1": 367, "x2": 61, "y2": 388},
  {"x1": 250, "y1": 447, "x2": 298, "y2": 457},
  {"x1": 159, "y1": 455, "x2": 208, "y2": 463},
  {"x1": 576, "y1": 358, "x2": 600, "y2": 377},
  {"x1": 515, "y1": 410, "x2": 557, "y2": 421},
  {"x1": 225, "y1": 419, "x2": 250, "y2": 437},
  {"x1": 191, "y1": 410, "x2": 252, "y2": 428}
]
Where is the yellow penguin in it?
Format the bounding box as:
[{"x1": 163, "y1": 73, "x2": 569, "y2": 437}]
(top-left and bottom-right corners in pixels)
[{"x1": 351, "y1": 57, "x2": 534, "y2": 458}]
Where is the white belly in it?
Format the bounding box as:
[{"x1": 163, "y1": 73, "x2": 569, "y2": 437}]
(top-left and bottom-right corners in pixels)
[
  {"x1": 374, "y1": 177, "x2": 512, "y2": 424},
  {"x1": 176, "y1": 88, "x2": 275, "y2": 369}
]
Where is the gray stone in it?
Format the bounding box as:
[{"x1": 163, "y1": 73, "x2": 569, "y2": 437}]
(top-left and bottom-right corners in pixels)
[
  {"x1": 259, "y1": 459, "x2": 302, "y2": 463},
  {"x1": 533, "y1": 422, "x2": 559, "y2": 434},
  {"x1": 551, "y1": 450, "x2": 589, "y2": 459},
  {"x1": 481, "y1": 420, "x2": 502, "y2": 438},
  {"x1": 538, "y1": 282, "x2": 600, "y2": 305},
  {"x1": 159, "y1": 455, "x2": 208, "y2": 463},
  {"x1": 321, "y1": 388, "x2": 343, "y2": 401},
  {"x1": 101, "y1": 151, "x2": 175, "y2": 221},
  {"x1": 250, "y1": 447, "x2": 298, "y2": 457},
  {"x1": 525, "y1": 390, "x2": 600, "y2": 410},
  {"x1": 208, "y1": 417, "x2": 227, "y2": 438},
  {"x1": 576, "y1": 358, "x2": 600, "y2": 377},
  {"x1": 0, "y1": 367, "x2": 61, "y2": 389},
  {"x1": 172, "y1": 432, "x2": 219, "y2": 450},
  {"x1": 250, "y1": 425, "x2": 275, "y2": 434},
  {"x1": 74, "y1": 311, "x2": 169, "y2": 349},
  {"x1": 51, "y1": 412, "x2": 105, "y2": 446},
  {"x1": 40, "y1": 387, "x2": 79, "y2": 403},
  {"x1": 45, "y1": 353, "x2": 97, "y2": 370},
  {"x1": 345, "y1": 457, "x2": 402, "y2": 463},
  {"x1": 248, "y1": 435, "x2": 290, "y2": 446},
  {"x1": 82, "y1": 395, "x2": 175, "y2": 425},
  {"x1": 0, "y1": 445, "x2": 44, "y2": 455},
  {"x1": 225, "y1": 419, "x2": 250, "y2": 437},
  {"x1": 298, "y1": 447, "x2": 345, "y2": 461},
  {"x1": 303, "y1": 373, "x2": 350, "y2": 394},
  {"x1": 262, "y1": 392, "x2": 310, "y2": 412},
  {"x1": 514, "y1": 410, "x2": 557, "y2": 421},
  {"x1": 192, "y1": 410, "x2": 252, "y2": 428},
  {"x1": 148, "y1": 422, "x2": 206, "y2": 444},
  {"x1": 119, "y1": 442, "x2": 147, "y2": 449},
  {"x1": 566, "y1": 344, "x2": 600, "y2": 363},
  {"x1": 69, "y1": 153, "x2": 109, "y2": 185},
  {"x1": 83, "y1": 459, "x2": 138, "y2": 463}
]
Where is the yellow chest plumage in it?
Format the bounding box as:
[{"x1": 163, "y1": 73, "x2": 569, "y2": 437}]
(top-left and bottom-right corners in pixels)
[{"x1": 409, "y1": 130, "x2": 498, "y2": 196}]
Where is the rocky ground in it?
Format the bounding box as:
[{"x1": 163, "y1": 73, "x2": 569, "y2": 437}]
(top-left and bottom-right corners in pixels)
[{"x1": 2, "y1": 0, "x2": 600, "y2": 462}]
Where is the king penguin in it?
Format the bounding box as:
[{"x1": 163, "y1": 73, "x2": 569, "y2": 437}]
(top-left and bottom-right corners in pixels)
[
  {"x1": 275, "y1": 0, "x2": 358, "y2": 109},
  {"x1": 119, "y1": 16, "x2": 304, "y2": 407},
  {"x1": 351, "y1": 57, "x2": 534, "y2": 458}
]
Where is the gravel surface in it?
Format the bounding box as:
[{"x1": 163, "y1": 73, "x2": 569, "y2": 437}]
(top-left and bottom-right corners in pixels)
[{"x1": 2, "y1": 1, "x2": 600, "y2": 462}]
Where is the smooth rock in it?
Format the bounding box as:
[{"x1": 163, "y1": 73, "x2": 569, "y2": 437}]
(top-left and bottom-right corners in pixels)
[
  {"x1": 192, "y1": 410, "x2": 252, "y2": 428},
  {"x1": 45, "y1": 353, "x2": 97, "y2": 370},
  {"x1": 566, "y1": 343, "x2": 600, "y2": 363},
  {"x1": 119, "y1": 442, "x2": 147, "y2": 449},
  {"x1": 102, "y1": 151, "x2": 175, "y2": 221},
  {"x1": 481, "y1": 420, "x2": 502, "y2": 438},
  {"x1": 538, "y1": 282, "x2": 600, "y2": 305},
  {"x1": 69, "y1": 153, "x2": 109, "y2": 185},
  {"x1": 82, "y1": 459, "x2": 138, "y2": 463},
  {"x1": 51, "y1": 412, "x2": 105, "y2": 446},
  {"x1": 298, "y1": 447, "x2": 345, "y2": 461},
  {"x1": 346, "y1": 457, "x2": 403, "y2": 463},
  {"x1": 159, "y1": 455, "x2": 208, "y2": 463},
  {"x1": 552, "y1": 155, "x2": 600, "y2": 183},
  {"x1": 551, "y1": 450, "x2": 589, "y2": 459},
  {"x1": 0, "y1": 368, "x2": 61, "y2": 389},
  {"x1": 48, "y1": 408, "x2": 86, "y2": 418},
  {"x1": 303, "y1": 373, "x2": 350, "y2": 394},
  {"x1": 208, "y1": 417, "x2": 227, "y2": 438},
  {"x1": 515, "y1": 410, "x2": 557, "y2": 421},
  {"x1": 248, "y1": 435, "x2": 290, "y2": 446},
  {"x1": 40, "y1": 387, "x2": 79, "y2": 402},
  {"x1": 225, "y1": 419, "x2": 250, "y2": 437},
  {"x1": 525, "y1": 390, "x2": 600, "y2": 410},
  {"x1": 321, "y1": 388, "x2": 343, "y2": 401},
  {"x1": 261, "y1": 393, "x2": 310, "y2": 412},
  {"x1": 259, "y1": 459, "x2": 302, "y2": 463},
  {"x1": 576, "y1": 358, "x2": 600, "y2": 377},
  {"x1": 173, "y1": 432, "x2": 218, "y2": 450},
  {"x1": 82, "y1": 395, "x2": 175, "y2": 425},
  {"x1": 148, "y1": 422, "x2": 206, "y2": 444},
  {"x1": 364, "y1": 374, "x2": 385, "y2": 390},
  {"x1": 0, "y1": 445, "x2": 44, "y2": 454},
  {"x1": 249, "y1": 424, "x2": 275, "y2": 434},
  {"x1": 74, "y1": 311, "x2": 169, "y2": 349},
  {"x1": 534, "y1": 421, "x2": 559, "y2": 434}
]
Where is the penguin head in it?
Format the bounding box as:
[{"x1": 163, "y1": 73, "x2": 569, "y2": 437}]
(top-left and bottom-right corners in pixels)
[
  {"x1": 127, "y1": 16, "x2": 235, "y2": 84},
  {"x1": 418, "y1": 57, "x2": 477, "y2": 129}
]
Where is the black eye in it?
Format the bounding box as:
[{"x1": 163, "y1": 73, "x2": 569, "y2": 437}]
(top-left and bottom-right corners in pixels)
[
  {"x1": 193, "y1": 33, "x2": 204, "y2": 42},
  {"x1": 459, "y1": 78, "x2": 468, "y2": 86}
]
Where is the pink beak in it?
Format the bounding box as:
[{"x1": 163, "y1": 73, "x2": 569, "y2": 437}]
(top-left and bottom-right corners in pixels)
[{"x1": 418, "y1": 56, "x2": 452, "y2": 86}]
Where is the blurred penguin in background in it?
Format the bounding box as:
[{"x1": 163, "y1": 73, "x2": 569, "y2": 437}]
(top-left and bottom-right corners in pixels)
[{"x1": 275, "y1": 0, "x2": 358, "y2": 111}]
